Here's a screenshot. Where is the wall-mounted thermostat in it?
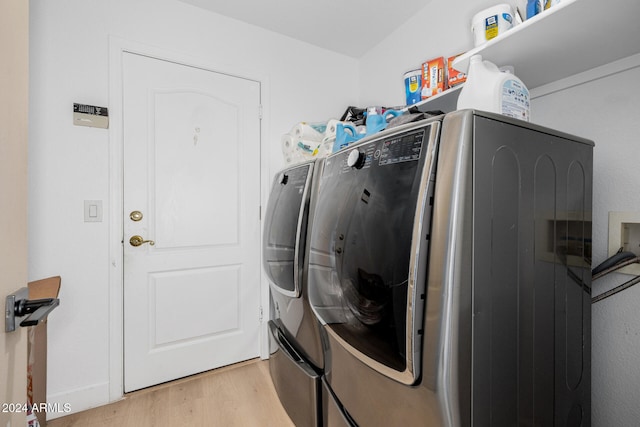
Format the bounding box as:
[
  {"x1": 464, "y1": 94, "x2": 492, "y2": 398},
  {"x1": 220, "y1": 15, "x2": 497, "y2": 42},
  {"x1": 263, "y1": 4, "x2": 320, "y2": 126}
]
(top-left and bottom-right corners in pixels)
[{"x1": 73, "y1": 103, "x2": 109, "y2": 129}]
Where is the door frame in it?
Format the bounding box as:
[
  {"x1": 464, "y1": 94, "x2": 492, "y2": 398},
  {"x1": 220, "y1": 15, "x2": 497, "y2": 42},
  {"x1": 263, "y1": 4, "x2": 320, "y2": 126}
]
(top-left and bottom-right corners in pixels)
[{"x1": 108, "y1": 36, "x2": 271, "y2": 401}]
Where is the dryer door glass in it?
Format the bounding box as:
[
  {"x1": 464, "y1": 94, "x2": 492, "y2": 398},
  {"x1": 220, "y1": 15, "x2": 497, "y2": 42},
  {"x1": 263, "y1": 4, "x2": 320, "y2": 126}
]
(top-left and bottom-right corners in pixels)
[{"x1": 263, "y1": 163, "x2": 312, "y2": 296}]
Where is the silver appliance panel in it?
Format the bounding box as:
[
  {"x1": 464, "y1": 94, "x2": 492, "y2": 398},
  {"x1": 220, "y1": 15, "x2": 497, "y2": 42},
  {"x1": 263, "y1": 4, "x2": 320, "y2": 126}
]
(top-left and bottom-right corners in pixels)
[{"x1": 268, "y1": 321, "x2": 321, "y2": 427}]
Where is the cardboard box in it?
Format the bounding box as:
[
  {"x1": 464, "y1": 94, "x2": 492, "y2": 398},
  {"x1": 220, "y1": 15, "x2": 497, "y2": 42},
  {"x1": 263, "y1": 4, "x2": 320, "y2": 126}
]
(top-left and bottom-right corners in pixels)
[
  {"x1": 421, "y1": 57, "x2": 445, "y2": 99},
  {"x1": 27, "y1": 276, "x2": 61, "y2": 427},
  {"x1": 447, "y1": 53, "x2": 467, "y2": 88}
]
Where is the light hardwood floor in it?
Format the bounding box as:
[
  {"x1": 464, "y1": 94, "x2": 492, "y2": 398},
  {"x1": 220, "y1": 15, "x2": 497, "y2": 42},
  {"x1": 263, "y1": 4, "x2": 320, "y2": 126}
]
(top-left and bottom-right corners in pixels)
[{"x1": 47, "y1": 359, "x2": 295, "y2": 427}]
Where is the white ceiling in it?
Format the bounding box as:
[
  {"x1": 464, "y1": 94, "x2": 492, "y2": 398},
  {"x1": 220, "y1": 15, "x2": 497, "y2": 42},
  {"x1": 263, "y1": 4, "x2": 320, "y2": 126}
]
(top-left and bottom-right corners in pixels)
[{"x1": 179, "y1": 0, "x2": 432, "y2": 58}]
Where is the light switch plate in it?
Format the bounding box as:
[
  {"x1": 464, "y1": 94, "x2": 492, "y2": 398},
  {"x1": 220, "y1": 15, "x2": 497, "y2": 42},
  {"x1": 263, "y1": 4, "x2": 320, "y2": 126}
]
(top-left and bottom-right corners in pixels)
[{"x1": 84, "y1": 200, "x2": 103, "y2": 222}]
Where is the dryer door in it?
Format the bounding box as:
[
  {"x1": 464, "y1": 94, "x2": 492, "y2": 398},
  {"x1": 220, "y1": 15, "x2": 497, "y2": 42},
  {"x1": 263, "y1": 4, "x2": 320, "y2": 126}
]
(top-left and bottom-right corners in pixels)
[
  {"x1": 263, "y1": 162, "x2": 314, "y2": 297},
  {"x1": 308, "y1": 121, "x2": 440, "y2": 385}
]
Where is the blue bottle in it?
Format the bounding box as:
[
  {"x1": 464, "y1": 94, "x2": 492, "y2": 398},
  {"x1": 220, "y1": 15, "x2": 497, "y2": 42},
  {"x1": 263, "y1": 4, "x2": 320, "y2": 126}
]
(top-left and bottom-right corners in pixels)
[{"x1": 526, "y1": 0, "x2": 541, "y2": 19}]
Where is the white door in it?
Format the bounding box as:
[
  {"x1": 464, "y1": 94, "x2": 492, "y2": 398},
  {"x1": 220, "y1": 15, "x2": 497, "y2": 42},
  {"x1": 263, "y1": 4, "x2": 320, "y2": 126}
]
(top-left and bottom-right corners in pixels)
[{"x1": 122, "y1": 52, "x2": 262, "y2": 392}]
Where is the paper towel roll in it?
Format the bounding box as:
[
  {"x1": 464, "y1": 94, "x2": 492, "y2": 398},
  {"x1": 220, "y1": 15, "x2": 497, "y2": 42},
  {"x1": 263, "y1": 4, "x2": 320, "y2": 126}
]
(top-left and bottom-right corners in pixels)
[
  {"x1": 282, "y1": 132, "x2": 322, "y2": 164},
  {"x1": 315, "y1": 139, "x2": 334, "y2": 158},
  {"x1": 319, "y1": 120, "x2": 338, "y2": 158},
  {"x1": 308, "y1": 122, "x2": 328, "y2": 135},
  {"x1": 324, "y1": 119, "x2": 341, "y2": 139},
  {"x1": 281, "y1": 134, "x2": 295, "y2": 155},
  {"x1": 291, "y1": 122, "x2": 323, "y2": 142},
  {"x1": 284, "y1": 153, "x2": 305, "y2": 165}
]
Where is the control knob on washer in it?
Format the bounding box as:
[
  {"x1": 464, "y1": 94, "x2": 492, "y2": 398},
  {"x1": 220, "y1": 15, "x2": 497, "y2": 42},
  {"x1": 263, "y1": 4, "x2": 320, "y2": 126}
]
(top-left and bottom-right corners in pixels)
[{"x1": 347, "y1": 149, "x2": 365, "y2": 169}]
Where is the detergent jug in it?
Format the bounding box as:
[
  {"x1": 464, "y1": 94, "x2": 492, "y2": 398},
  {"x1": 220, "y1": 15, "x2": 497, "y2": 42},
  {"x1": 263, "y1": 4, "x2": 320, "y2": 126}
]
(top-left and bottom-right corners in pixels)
[
  {"x1": 457, "y1": 55, "x2": 530, "y2": 122},
  {"x1": 333, "y1": 122, "x2": 363, "y2": 153},
  {"x1": 365, "y1": 109, "x2": 404, "y2": 137}
]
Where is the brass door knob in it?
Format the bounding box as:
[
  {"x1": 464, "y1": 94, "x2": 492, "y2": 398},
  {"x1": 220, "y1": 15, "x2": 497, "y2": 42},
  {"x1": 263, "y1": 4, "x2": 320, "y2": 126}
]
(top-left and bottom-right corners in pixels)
[{"x1": 129, "y1": 235, "x2": 155, "y2": 247}]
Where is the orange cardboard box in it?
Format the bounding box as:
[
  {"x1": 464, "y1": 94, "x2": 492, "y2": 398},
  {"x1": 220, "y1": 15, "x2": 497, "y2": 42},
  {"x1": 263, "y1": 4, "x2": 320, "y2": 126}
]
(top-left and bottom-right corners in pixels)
[
  {"x1": 447, "y1": 53, "x2": 467, "y2": 88},
  {"x1": 27, "y1": 276, "x2": 61, "y2": 427},
  {"x1": 421, "y1": 57, "x2": 445, "y2": 99}
]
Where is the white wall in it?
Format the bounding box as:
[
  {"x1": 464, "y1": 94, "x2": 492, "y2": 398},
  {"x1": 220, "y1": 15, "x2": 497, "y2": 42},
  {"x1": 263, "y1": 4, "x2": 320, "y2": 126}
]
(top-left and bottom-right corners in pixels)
[
  {"x1": 359, "y1": 1, "x2": 640, "y2": 425},
  {"x1": 28, "y1": 0, "x2": 358, "y2": 415},
  {"x1": 29, "y1": 0, "x2": 640, "y2": 423}
]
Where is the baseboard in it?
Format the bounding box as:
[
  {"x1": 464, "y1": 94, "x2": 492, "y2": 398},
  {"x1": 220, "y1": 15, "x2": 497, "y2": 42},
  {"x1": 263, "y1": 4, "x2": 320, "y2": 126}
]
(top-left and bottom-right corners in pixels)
[{"x1": 46, "y1": 381, "x2": 113, "y2": 420}]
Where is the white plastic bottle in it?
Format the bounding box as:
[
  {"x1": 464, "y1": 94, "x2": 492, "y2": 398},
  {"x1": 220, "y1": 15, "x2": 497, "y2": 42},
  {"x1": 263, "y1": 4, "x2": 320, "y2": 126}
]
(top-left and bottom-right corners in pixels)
[{"x1": 457, "y1": 55, "x2": 530, "y2": 121}]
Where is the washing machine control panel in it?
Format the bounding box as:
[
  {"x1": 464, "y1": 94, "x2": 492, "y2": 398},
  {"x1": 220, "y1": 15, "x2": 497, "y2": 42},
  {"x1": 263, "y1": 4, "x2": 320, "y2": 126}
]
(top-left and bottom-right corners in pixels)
[{"x1": 378, "y1": 129, "x2": 424, "y2": 166}]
